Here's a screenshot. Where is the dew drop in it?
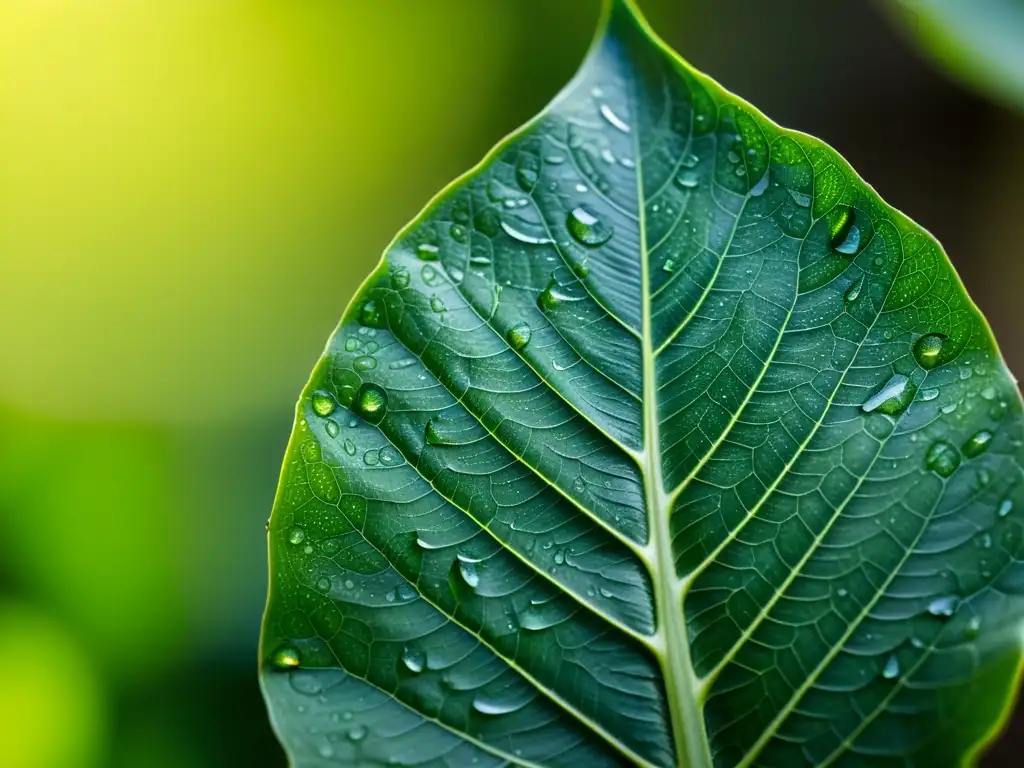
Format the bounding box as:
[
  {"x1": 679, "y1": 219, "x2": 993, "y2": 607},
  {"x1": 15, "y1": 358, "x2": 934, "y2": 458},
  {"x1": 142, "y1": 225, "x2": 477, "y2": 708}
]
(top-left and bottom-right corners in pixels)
[
  {"x1": 680, "y1": 153, "x2": 700, "y2": 168},
  {"x1": 312, "y1": 390, "x2": 336, "y2": 418},
  {"x1": 927, "y1": 595, "x2": 959, "y2": 617},
  {"x1": 599, "y1": 103, "x2": 631, "y2": 133},
  {"x1": 925, "y1": 440, "x2": 961, "y2": 478},
  {"x1": 920, "y1": 388, "x2": 939, "y2": 402},
  {"x1": 325, "y1": 419, "x2": 340, "y2": 438},
  {"x1": 537, "y1": 281, "x2": 582, "y2": 312},
  {"x1": 472, "y1": 695, "x2": 521, "y2": 716},
  {"x1": 999, "y1": 499, "x2": 1014, "y2": 518},
  {"x1": 363, "y1": 449, "x2": 379, "y2": 466},
  {"x1": 417, "y1": 243, "x2": 440, "y2": 261},
  {"x1": 347, "y1": 725, "x2": 367, "y2": 742},
  {"x1": 288, "y1": 528, "x2": 306, "y2": 545},
  {"x1": 450, "y1": 224, "x2": 468, "y2": 244},
  {"x1": 507, "y1": 322, "x2": 532, "y2": 351},
  {"x1": 962, "y1": 430, "x2": 993, "y2": 459},
  {"x1": 353, "y1": 355, "x2": 377, "y2": 372},
  {"x1": 749, "y1": 171, "x2": 769, "y2": 197},
  {"x1": 391, "y1": 268, "x2": 410, "y2": 290},
  {"x1": 726, "y1": 150, "x2": 741, "y2": 164},
  {"x1": 379, "y1": 446, "x2": 399, "y2": 466},
  {"x1": 500, "y1": 220, "x2": 554, "y2": 245},
  {"x1": 316, "y1": 577, "x2": 331, "y2": 592},
  {"x1": 965, "y1": 615, "x2": 982, "y2": 639},
  {"x1": 359, "y1": 299, "x2": 385, "y2": 328},
  {"x1": 913, "y1": 334, "x2": 947, "y2": 370},
  {"x1": 675, "y1": 171, "x2": 699, "y2": 190},
  {"x1": 343, "y1": 439, "x2": 356, "y2": 456},
  {"x1": 829, "y1": 207, "x2": 861, "y2": 255},
  {"x1": 389, "y1": 358, "x2": 416, "y2": 371},
  {"x1": 882, "y1": 654, "x2": 900, "y2": 679},
  {"x1": 430, "y1": 296, "x2": 447, "y2": 313},
  {"x1": 353, "y1": 384, "x2": 388, "y2": 425},
  {"x1": 567, "y1": 207, "x2": 613, "y2": 246},
  {"x1": 663, "y1": 259, "x2": 675, "y2": 273},
  {"x1": 401, "y1": 645, "x2": 426, "y2": 674},
  {"x1": 271, "y1": 645, "x2": 300, "y2": 669},
  {"x1": 861, "y1": 374, "x2": 916, "y2": 415},
  {"x1": 844, "y1": 276, "x2": 864, "y2": 303}
]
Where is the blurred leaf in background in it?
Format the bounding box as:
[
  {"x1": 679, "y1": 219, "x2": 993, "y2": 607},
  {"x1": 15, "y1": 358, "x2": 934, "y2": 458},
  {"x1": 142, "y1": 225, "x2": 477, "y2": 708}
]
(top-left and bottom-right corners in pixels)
[
  {"x1": 889, "y1": 0, "x2": 1024, "y2": 113},
  {"x1": 1, "y1": 0, "x2": 1022, "y2": 766}
]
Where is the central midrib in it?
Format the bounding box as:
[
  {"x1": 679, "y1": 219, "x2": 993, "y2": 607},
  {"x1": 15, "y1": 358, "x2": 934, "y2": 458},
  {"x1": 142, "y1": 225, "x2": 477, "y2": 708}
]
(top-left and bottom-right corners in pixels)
[{"x1": 632, "y1": 82, "x2": 714, "y2": 768}]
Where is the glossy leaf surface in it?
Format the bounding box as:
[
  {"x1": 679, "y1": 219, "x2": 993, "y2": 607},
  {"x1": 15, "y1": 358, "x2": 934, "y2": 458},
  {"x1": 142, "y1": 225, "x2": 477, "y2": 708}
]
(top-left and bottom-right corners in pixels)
[{"x1": 260, "y1": 1, "x2": 1024, "y2": 765}]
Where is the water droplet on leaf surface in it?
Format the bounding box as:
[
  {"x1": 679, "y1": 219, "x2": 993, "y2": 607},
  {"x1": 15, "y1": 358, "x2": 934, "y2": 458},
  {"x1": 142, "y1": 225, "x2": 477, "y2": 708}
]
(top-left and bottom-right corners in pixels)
[
  {"x1": 417, "y1": 243, "x2": 440, "y2": 261},
  {"x1": 402, "y1": 645, "x2": 425, "y2": 674},
  {"x1": 567, "y1": 207, "x2": 612, "y2": 246},
  {"x1": 271, "y1": 646, "x2": 301, "y2": 669},
  {"x1": 353, "y1": 384, "x2": 388, "y2": 425},
  {"x1": 861, "y1": 374, "x2": 916, "y2": 415},
  {"x1": 312, "y1": 391, "x2": 336, "y2": 417},
  {"x1": 926, "y1": 440, "x2": 961, "y2": 477},
  {"x1": 928, "y1": 595, "x2": 959, "y2": 617},
  {"x1": 507, "y1": 322, "x2": 532, "y2": 350},
  {"x1": 962, "y1": 430, "x2": 993, "y2": 458},
  {"x1": 913, "y1": 334, "x2": 947, "y2": 370}
]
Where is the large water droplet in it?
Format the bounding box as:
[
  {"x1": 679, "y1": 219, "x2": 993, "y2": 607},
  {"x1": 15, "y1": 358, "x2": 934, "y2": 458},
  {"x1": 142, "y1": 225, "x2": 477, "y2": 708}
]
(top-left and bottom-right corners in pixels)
[
  {"x1": 599, "y1": 103, "x2": 631, "y2": 133},
  {"x1": 829, "y1": 207, "x2": 861, "y2": 255},
  {"x1": 401, "y1": 645, "x2": 426, "y2": 674},
  {"x1": 927, "y1": 594, "x2": 959, "y2": 617},
  {"x1": 675, "y1": 171, "x2": 699, "y2": 190},
  {"x1": 359, "y1": 299, "x2": 385, "y2": 328},
  {"x1": 456, "y1": 554, "x2": 480, "y2": 589},
  {"x1": 926, "y1": 440, "x2": 961, "y2": 478},
  {"x1": 288, "y1": 528, "x2": 306, "y2": 545},
  {"x1": 537, "y1": 281, "x2": 582, "y2": 312},
  {"x1": 861, "y1": 374, "x2": 916, "y2": 415},
  {"x1": 962, "y1": 430, "x2": 993, "y2": 458},
  {"x1": 472, "y1": 695, "x2": 522, "y2": 716},
  {"x1": 311, "y1": 390, "x2": 336, "y2": 418},
  {"x1": 500, "y1": 220, "x2": 553, "y2": 245},
  {"x1": 271, "y1": 645, "x2": 300, "y2": 669},
  {"x1": 567, "y1": 207, "x2": 613, "y2": 247},
  {"x1": 417, "y1": 243, "x2": 440, "y2": 261},
  {"x1": 353, "y1": 384, "x2": 388, "y2": 425},
  {"x1": 507, "y1": 322, "x2": 532, "y2": 351},
  {"x1": 913, "y1": 334, "x2": 947, "y2": 370},
  {"x1": 881, "y1": 654, "x2": 900, "y2": 679}
]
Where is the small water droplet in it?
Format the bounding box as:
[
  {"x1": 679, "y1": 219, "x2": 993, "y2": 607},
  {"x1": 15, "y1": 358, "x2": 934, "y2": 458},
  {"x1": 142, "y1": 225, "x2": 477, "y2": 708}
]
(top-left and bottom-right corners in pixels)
[
  {"x1": 343, "y1": 439, "x2": 356, "y2": 456},
  {"x1": 347, "y1": 725, "x2": 367, "y2": 742},
  {"x1": 430, "y1": 296, "x2": 446, "y2": 313},
  {"x1": 316, "y1": 577, "x2": 331, "y2": 592},
  {"x1": 567, "y1": 207, "x2": 613, "y2": 246},
  {"x1": 599, "y1": 103, "x2": 631, "y2": 133},
  {"x1": 926, "y1": 440, "x2": 961, "y2": 478},
  {"x1": 288, "y1": 528, "x2": 306, "y2": 545},
  {"x1": 472, "y1": 695, "x2": 521, "y2": 716},
  {"x1": 927, "y1": 595, "x2": 960, "y2": 617},
  {"x1": 537, "y1": 281, "x2": 582, "y2": 312},
  {"x1": 507, "y1": 322, "x2": 532, "y2": 351},
  {"x1": 363, "y1": 449, "x2": 379, "y2": 466},
  {"x1": 312, "y1": 390, "x2": 336, "y2": 417},
  {"x1": 325, "y1": 419, "x2": 340, "y2": 438},
  {"x1": 500, "y1": 220, "x2": 553, "y2": 245},
  {"x1": 389, "y1": 358, "x2": 416, "y2": 371},
  {"x1": 457, "y1": 555, "x2": 480, "y2": 589},
  {"x1": 271, "y1": 645, "x2": 300, "y2": 669},
  {"x1": 845, "y1": 276, "x2": 864, "y2": 303},
  {"x1": 353, "y1": 383, "x2": 388, "y2": 425},
  {"x1": 663, "y1": 259, "x2": 675, "y2": 273},
  {"x1": 401, "y1": 645, "x2": 425, "y2": 674},
  {"x1": 913, "y1": 334, "x2": 947, "y2": 370},
  {"x1": 450, "y1": 224, "x2": 468, "y2": 244},
  {"x1": 726, "y1": 150, "x2": 741, "y2": 164},
  {"x1": 391, "y1": 268, "x2": 410, "y2": 290},
  {"x1": 675, "y1": 171, "x2": 699, "y2": 190},
  {"x1": 861, "y1": 374, "x2": 916, "y2": 415},
  {"x1": 379, "y1": 446, "x2": 399, "y2": 466},
  {"x1": 962, "y1": 430, "x2": 993, "y2": 458},
  {"x1": 359, "y1": 299, "x2": 385, "y2": 328},
  {"x1": 882, "y1": 654, "x2": 900, "y2": 679},
  {"x1": 829, "y1": 207, "x2": 861, "y2": 255},
  {"x1": 920, "y1": 388, "x2": 939, "y2": 402},
  {"x1": 553, "y1": 549, "x2": 565, "y2": 565},
  {"x1": 749, "y1": 171, "x2": 769, "y2": 196},
  {"x1": 417, "y1": 243, "x2": 440, "y2": 261},
  {"x1": 999, "y1": 499, "x2": 1014, "y2": 518},
  {"x1": 353, "y1": 355, "x2": 377, "y2": 372}
]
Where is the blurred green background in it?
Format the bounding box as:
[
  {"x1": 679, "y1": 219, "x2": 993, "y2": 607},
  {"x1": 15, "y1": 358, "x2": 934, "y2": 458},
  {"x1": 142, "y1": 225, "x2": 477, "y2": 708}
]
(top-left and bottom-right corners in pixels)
[{"x1": 1, "y1": 1, "x2": 1021, "y2": 766}]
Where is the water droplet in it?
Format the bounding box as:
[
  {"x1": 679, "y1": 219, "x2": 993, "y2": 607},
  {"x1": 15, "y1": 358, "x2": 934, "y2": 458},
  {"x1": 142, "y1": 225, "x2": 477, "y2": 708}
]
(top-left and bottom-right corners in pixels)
[
  {"x1": 882, "y1": 654, "x2": 900, "y2": 679},
  {"x1": 359, "y1": 299, "x2": 385, "y2": 328},
  {"x1": 316, "y1": 577, "x2": 331, "y2": 592},
  {"x1": 430, "y1": 296, "x2": 446, "y2": 313},
  {"x1": 343, "y1": 439, "x2": 356, "y2": 456},
  {"x1": 749, "y1": 171, "x2": 769, "y2": 196},
  {"x1": 312, "y1": 391, "x2": 336, "y2": 418},
  {"x1": 288, "y1": 528, "x2": 306, "y2": 545},
  {"x1": 401, "y1": 645, "x2": 426, "y2": 674},
  {"x1": 472, "y1": 695, "x2": 522, "y2": 716},
  {"x1": 920, "y1": 388, "x2": 939, "y2": 402},
  {"x1": 601, "y1": 148, "x2": 616, "y2": 164},
  {"x1": 675, "y1": 171, "x2": 699, "y2": 190},
  {"x1": 391, "y1": 268, "x2": 410, "y2": 290},
  {"x1": 788, "y1": 189, "x2": 812, "y2": 208},
  {"x1": 663, "y1": 259, "x2": 675, "y2": 273},
  {"x1": 475, "y1": 208, "x2": 502, "y2": 237},
  {"x1": 353, "y1": 384, "x2": 388, "y2": 425},
  {"x1": 457, "y1": 555, "x2": 480, "y2": 589},
  {"x1": 389, "y1": 358, "x2": 416, "y2": 371},
  {"x1": 965, "y1": 615, "x2": 982, "y2": 639},
  {"x1": 271, "y1": 645, "x2": 300, "y2": 669},
  {"x1": 926, "y1": 440, "x2": 961, "y2": 478},
  {"x1": 845, "y1": 276, "x2": 864, "y2": 303},
  {"x1": 546, "y1": 154, "x2": 565, "y2": 165},
  {"x1": 537, "y1": 281, "x2": 582, "y2": 312},
  {"x1": 680, "y1": 153, "x2": 699, "y2": 168},
  {"x1": 353, "y1": 355, "x2": 377, "y2": 372},
  {"x1": 962, "y1": 430, "x2": 993, "y2": 458},
  {"x1": 567, "y1": 207, "x2": 613, "y2": 247},
  {"x1": 363, "y1": 449, "x2": 379, "y2": 466},
  {"x1": 325, "y1": 419, "x2": 340, "y2": 438},
  {"x1": 347, "y1": 725, "x2": 367, "y2": 742},
  {"x1": 861, "y1": 374, "x2": 916, "y2": 415},
  {"x1": 829, "y1": 208, "x2": 861, "y2": 255},
  {"x1": 507, "y1": 322, "x2": 532, "y2": 351},
  {"x1": 500, "y1": 220, "x2": 553, "y2": 245},
  {"x1": 450, "y1": 224, "x2": 468, "y2": 244},
  {"x1": 999, "y1": 499, "x2": 1014, "y2": 518},
  {"x1": 913, "y1": 334, "x2": 947, "y2": 370},
  {"x1": 726, "y1": 150, "x2": 741, "y2": 164},
  {"x1": 417, "y1": 243, "x2": 439, "y2": 261},
  {"x1": 599, "y1": 103, "x2": 631, "y2": 133},
  {"x1": 553, "y1": 549, "x2": 565, "y2": 565},
  {"x1": 927, "y1": 595, "x2": 959, "y2": 617}
]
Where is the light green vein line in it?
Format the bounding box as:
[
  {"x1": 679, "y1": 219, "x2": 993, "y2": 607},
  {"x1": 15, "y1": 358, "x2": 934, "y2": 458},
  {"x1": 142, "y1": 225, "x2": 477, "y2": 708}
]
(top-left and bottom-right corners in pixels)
[
  {"x1": 291, "y1": 485, "x2": 661, "y2": 768},
  {"x1": 733, "y1": 486, "x2": 945, "y2": 768},
  {"x1": 631, "y1": 39, "x2": 714, "y2": 768}
]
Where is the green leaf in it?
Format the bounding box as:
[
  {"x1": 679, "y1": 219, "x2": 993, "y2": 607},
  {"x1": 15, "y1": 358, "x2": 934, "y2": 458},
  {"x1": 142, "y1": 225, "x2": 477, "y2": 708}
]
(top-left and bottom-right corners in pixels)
[
  {"x1": 890, "y1": 0, "x2": 1024, "y2": 111},
  {"x1": 260, "y1": 1, "x2": 1024, "y2": 765}
]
